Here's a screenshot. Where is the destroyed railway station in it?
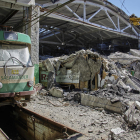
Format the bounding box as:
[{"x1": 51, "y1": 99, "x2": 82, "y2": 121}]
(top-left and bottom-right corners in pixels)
[{"x1": 0, "y1": 0, "x2": 140, "y2": 139}]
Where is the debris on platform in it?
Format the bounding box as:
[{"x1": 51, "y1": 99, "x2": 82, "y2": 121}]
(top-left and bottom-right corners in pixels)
[
  {"x1": 34, "y1": 49, "x2": 140, "y2": 139},
  {"x1": 111, "y1": 127, "x2": 125, "y2": 140},
  {"x1": 49, "y1": 87, "x2": 63, "y2": 98}
]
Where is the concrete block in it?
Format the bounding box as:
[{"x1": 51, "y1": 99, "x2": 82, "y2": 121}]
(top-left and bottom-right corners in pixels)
[
  {"x1": 105, "y1": 101, "x2": 123, "y2": 114},
  {"x1": 49, "y1": 87, "x2": 63, "y2": 98},
  {"x1": 130, "y1": 49, "x2": 140, "y2": 57},
  {"x1": 80, "y1": 93, "x2": 125, "y2": 114},
  {"x1": 81, "y1": 93, "x2": 90, "y2": 106},
  {"x1": 135, "y1": 101, "x2": 140, "y2": 110},
  {"x1": 111, "y1": 127, "x2": 124, "y2": 135}
]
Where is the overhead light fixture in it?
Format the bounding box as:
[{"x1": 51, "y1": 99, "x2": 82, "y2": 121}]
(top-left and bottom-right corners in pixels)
[{"x1": 62, "y1": 42, "x2": 65, "y2": 45}]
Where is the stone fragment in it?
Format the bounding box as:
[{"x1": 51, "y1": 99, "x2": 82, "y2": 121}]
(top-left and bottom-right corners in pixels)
[
  {"x1": 136, "y1": 125, "x2": 140, "y2": 131},
  {"x1": 130, "y1": 49, "x2": 140, "y2": 57},
  {"x1": 49, "y1": 87, "x2": 63, "y2": 98},
  {"x1": 43, "y1": 58, "x2": 55, "y2": 72},
  {"x1": 124, "y1": 103, "x2": 139, "y2": 126},
  {"x1": 110, "y1": 97, "x2": 120, "y2": 103},
  {"x1": 39, "y1": 89, "x2": 48, "y2": 96},
  {"x1": 135, "y1": 101, "x2": 140, "y2": 110},
  {"x1": 111, "y1": 127, "x2": 124, "y2": 135},
  {"x1": 88, "y1": 130, "x2": 93, "y2": 133}
]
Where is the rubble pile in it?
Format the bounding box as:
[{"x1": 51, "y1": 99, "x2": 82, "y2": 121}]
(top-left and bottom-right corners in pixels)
[
  {"x1": 40, "y1": 49, "x2": 140, "y2": 94},
  {"x1": 41, "y1": 50, "x2": 102, "y2": 90},
  {"x1": 109, "y1": 51, "x2": 140, "y2": 65},
  {"x1": 35, "y1": 49, "x2": 140, "y2": 137}
]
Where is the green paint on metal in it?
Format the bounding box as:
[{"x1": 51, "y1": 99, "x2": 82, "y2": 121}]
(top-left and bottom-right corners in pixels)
[
  {"x1": 18, "y1": 33, "x2": 31, "y2": 44},
  {"x1": 0, "y1": 31, "x2": 31, "y2": 44},
  {"x1": 34, "y1": 64, "x2": 39, "y2": 84},
  {"x1": 0, "y1": 82, "x2": 33, "y2": 93}
]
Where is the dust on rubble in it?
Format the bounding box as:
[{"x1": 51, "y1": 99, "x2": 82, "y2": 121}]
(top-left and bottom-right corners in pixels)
[{"x1": 30, "y1": 49, "x2": 140, "y2": 140}]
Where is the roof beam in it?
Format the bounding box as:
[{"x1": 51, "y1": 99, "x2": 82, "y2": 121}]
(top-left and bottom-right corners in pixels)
[
  {"x1": 41, "y1": 0, "x2": 138, "y2": 37},
  {"x1": 0, "y1": 10, "x2": 18, "y2": 25},
  {"x1": 88, "y1": 8, "x2": 102, "y2": 21},
  {"x1": 121, "y1": 25, "x2": 130, "y2": 32},
  {"x1": 105, "y1": 10, "x2": 118, "y2": 30},
  {"x1": 45, "y1": 12, "x2": 138, "y2": 39},
  {"x1": 65, "y1": 5, "x2": 82, "y2": 20},
  {"x1": 52, "y1": 31, "x2": 62, "y2": 43},
  {"x1": 40, "y1": 40, "x2": 83, "y2": 47},
  {"x1": 1, "y1": 0, "x2": 35, "y2": 7},
  {"x1": 0, "y1": 1, "x2": 23, "y2": 11}
]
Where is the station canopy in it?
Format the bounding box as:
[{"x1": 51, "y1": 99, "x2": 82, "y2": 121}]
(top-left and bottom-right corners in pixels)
[{"x1": 36, "y1": 0, "x2": 140, "y2": 49}]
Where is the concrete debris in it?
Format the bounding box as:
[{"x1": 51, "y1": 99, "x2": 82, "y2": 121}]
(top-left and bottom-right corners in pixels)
[
  {"x1": 124, "y1": 101, "x2": 140, "y2": 128},
  {"x1": 130, "y1": 49, "x2": 140, "y2": 57},
  {"x1": 38, "y1": 49, "x2": 140, "y2": 134},
  {"x1": 34, "y1": 83, "x2": 43, "y2": 94},
  {"x1": 109, "y1": 52, "x2": 140, "y2": 65},
  {"x1": 49, "y1": 87, "x2": 64, "y2": 98},
  {"x1": 47, "y1": 71, "x2": 55, "y2": 90},
  {"x1": 38, "y1": 89, "x2": 48, "y2": 96},
  {"x1": 111, "y1": 127, "x2": 124, "y2": 135},
  {"x1": 43, "y1": 58, "x2": 55, "y2": 72},
  {"x1": 80, "y1": 92, "x2": 126, "y2": 114},
  {"x1": 111, "y1": 127, "x2": 125, "y2": 140},
  {"x1": 135, "y1": 101, "x2": 140, "y2": 110},
  {"x1": 26, "y1": 94, "x2": 140, "y2": 140},
  {"x1": 40, "y1": 49, "x2": 103, "y2": 91},
  {"x1": 40, "y1": 49, "x2": 140, "y2": 93}
]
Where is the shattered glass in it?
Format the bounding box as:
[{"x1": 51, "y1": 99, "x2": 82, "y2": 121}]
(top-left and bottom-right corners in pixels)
[{"x1": 0, "y1": 44, "x2": 32, "y2": 66}]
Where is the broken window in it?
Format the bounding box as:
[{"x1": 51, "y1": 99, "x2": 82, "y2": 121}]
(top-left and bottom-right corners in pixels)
[{"x1": 0, "y1": 44, "x2": 32, "y2": 66}]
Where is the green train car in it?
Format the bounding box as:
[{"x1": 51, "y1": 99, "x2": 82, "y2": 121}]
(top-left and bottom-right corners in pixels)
[{"x1": 0, "y1": 30, "x2": 36, "y2": 106}]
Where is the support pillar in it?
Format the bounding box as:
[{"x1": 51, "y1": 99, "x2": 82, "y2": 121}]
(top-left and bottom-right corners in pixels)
[{"x1": 28, "y1": 6, "x2": 40, "y2": 84}]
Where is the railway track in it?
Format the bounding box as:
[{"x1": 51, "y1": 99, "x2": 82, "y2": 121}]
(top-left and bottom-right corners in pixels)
[{"x1": 12, "y1": 105, "x2": 83, "y2": 140}]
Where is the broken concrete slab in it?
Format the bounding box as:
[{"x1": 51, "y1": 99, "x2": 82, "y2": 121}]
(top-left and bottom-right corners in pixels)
[
  {"x1": 80, "y1": 93, "x2": 126, "y2": 114},
  {"x1": 111, "y1": 127, "x2": 125, "y2": 140},
  {"x1": 71, "y1": 54, "x2": 91, "y2": 81},
  {"x1": 109, "y1": 52, "x2": 140, "y2": 65},
  {"x1": 135, "y1": 101, "x2": 140, "y2": 110},
  {"x1": 49, "y1": 87, "x2": 64, "y2": 98},
  {"x1": 43, "y1": 58, "x2": 55, "y2": 72},
  {"x1": 130, "y1": 49, "x2": 140, "y2": 58},
  {"x1": 111, "y1": 127, "x2": 124, "y2": 135}
]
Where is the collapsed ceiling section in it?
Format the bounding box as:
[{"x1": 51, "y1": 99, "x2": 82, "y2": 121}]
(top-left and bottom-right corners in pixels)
[{"x1": 36, "y1": 0, "x2": 140, "y2": 55}]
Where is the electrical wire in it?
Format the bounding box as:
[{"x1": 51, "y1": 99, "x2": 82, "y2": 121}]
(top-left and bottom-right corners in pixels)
[
  {"x1": 119, "y1": 0, "x2": 131, "y2": 14},
  {"x1": 15, "y1": 0, "x2": 75, "y2": 32},
  {"x1": 121, "y1": 0, "x2": 125, "y2": 9}
]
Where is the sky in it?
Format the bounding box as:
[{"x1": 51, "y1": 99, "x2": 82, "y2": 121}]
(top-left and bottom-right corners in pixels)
[{"x1": 107, "y1": 0, "x2": 140, "y2": 17}]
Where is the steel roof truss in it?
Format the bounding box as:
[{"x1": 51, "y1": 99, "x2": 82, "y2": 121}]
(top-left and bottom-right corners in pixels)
[
  {"x1": 65, "y1": 5, "x2": 82, "y2": 20},
  {"x1": 41, "y1": 0, "x2": 139, "y2": 38},
  {"x1": 105, "y1": 10, "x2": 117, "y2": 30}
]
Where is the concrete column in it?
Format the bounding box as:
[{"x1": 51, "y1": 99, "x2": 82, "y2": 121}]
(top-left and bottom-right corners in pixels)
[{"x1": 28, "y1": 5, "x2": 40, "y2": 84}]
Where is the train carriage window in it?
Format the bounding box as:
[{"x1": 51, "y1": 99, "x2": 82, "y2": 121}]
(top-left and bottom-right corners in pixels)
[
  {"x1": 0, "y1": 44, "x2": 32, "y2": 66},
  {"x1": 4, "y1": 32, "x2": 18, "y2": 40}
]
